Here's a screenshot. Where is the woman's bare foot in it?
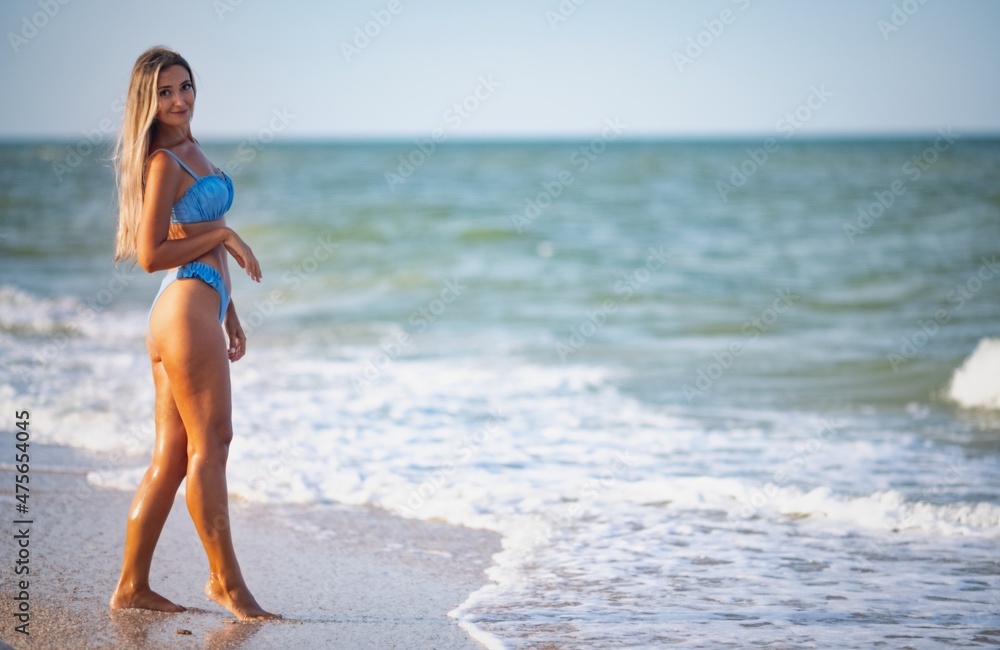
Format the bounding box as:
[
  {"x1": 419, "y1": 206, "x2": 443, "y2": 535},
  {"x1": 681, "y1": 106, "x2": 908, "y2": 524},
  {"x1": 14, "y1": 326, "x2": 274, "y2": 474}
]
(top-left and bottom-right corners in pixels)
[
  {"x1": 205, "y1": 577, "x2": 280, "y2": 621},
  {"x1": 110, "y1": 584, "x2": 186, "y2": 613}
]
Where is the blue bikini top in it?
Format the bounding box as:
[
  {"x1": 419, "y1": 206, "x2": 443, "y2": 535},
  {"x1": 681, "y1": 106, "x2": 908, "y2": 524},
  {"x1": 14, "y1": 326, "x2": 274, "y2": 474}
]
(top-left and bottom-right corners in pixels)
[{"x1": 145, "y1": 149, "x2": 234, "y2": 224}]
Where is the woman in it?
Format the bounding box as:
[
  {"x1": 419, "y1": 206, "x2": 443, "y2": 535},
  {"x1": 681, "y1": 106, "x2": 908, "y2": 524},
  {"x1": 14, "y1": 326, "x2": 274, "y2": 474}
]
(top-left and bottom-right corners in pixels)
[{"x1": 108, "y1": 46, "x2": 278, "y2": 621}]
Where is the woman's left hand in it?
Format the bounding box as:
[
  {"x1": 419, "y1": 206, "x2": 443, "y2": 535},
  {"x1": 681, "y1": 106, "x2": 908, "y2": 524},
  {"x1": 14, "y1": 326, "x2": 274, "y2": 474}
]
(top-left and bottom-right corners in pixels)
[{"x1": 225, "y1": 306, "x2": 247, "y2": 362}]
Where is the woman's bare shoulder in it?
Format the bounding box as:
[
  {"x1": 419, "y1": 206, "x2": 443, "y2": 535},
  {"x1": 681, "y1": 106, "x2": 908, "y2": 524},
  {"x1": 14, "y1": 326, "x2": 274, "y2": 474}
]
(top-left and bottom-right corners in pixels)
[{"x1": 143, "y1": 149, "x2": 183, "y2": 188}]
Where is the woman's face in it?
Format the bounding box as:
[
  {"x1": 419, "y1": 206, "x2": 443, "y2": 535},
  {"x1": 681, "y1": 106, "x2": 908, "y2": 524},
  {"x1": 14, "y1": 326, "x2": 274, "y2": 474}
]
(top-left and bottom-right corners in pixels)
[{"x1": 155, "y1": 64, "x2": 195, "y2": 128}]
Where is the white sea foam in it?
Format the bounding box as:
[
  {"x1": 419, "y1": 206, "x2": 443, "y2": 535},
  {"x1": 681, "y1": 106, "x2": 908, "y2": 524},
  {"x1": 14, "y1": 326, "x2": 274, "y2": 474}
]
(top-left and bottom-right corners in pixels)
[
  {"x1": 4, "y1": 289, "x2": 1000, "y2": 648},
  {"x1": 0, "y1": 284, "x2": 81, "y2": 336},
  {"x1": 82, "y1": 344, "x2": 1000, "y2": 647},
  {"x1": 948, "y1": 337, "x2": 1000, "y2": 409}
]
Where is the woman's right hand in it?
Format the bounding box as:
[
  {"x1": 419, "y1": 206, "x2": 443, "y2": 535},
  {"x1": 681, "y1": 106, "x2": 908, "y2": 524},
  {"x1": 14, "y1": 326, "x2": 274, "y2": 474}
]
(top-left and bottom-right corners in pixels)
[{"x1": 223, "y1": 228, "x2": 262, "y2": 282}]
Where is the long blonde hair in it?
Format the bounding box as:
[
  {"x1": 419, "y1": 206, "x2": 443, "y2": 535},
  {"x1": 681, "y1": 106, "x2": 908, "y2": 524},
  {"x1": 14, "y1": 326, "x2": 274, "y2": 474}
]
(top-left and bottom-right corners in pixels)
[{"x1": 113, "y1": 46, "x2": 196, "y2": 263}]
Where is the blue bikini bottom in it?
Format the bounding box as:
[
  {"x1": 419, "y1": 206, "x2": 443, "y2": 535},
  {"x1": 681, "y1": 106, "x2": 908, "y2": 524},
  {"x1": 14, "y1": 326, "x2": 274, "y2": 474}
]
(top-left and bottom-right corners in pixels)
[{"x1": 148, "y1": 261, "x2": 230, "y2": 331}]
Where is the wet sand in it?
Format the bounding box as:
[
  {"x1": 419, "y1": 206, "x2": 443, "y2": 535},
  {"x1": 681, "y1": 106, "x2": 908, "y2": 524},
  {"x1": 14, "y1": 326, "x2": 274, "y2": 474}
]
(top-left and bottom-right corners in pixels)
[{"x1": 0, "y1": 444, "x2": 501, "y2": 649}]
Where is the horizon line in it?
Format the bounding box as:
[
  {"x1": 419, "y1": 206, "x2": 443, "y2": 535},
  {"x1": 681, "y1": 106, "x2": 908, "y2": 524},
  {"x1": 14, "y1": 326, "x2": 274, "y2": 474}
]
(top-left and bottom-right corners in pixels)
[{"x1": 2, "y1": 130, "x2": 1000, "y2": 145}]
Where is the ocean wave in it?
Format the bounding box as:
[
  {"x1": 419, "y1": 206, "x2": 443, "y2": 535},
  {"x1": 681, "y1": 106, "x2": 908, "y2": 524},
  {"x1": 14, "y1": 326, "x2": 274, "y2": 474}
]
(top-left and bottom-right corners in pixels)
[
  {"x1": 0, "y1": 284, "x2": 85, "y2": 336},
  {"x1": 948, "y1": 338, "x2": 1000, "y2": 410},
  {"x1": 75, "y1": 347, "x2": 1000, "y2": 647}
]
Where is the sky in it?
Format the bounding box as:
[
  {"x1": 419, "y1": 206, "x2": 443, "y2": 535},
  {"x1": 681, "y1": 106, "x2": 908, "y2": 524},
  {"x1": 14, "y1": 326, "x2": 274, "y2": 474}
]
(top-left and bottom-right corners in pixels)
[{"x1": 2, "y1": 0, "x2": 999, "y2": 140}]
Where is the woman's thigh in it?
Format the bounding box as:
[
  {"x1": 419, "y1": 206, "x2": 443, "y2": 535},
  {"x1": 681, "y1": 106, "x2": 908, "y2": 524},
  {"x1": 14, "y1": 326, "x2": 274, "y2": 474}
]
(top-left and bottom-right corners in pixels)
[
  {"x1": 148, "y1": 278, "x2": 232, "y2": 447},
  {"x1": 146, "y1": 340, "x2": 189, "y2": 475}
]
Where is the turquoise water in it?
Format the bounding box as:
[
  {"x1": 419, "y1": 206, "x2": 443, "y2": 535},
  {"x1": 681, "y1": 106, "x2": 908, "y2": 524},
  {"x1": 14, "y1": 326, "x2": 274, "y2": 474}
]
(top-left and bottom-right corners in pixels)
[
  {"x1": 5, "y1": 139, "x2": 1000, "y2": 412},
  {"x1": 2, "y1": 139, "x2": 999, "y2": 646}
]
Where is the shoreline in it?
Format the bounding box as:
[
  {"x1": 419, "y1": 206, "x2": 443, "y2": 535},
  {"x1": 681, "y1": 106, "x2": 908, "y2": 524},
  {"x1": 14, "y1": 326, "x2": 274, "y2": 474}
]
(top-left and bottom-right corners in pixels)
[{"x1": 0, "y1": 443, "x2": 502, "y2": 649}]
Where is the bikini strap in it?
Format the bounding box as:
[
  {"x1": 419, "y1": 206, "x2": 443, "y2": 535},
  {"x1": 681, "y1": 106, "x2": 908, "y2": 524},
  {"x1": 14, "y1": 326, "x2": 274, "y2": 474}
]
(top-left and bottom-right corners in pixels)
[{"x1": 146, "y1": 148, "x2": 200, "y2": 179}]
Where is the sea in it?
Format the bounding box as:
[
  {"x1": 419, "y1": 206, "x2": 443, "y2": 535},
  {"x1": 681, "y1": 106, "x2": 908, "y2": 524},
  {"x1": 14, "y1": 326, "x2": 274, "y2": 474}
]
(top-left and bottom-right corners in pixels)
[{"x1": 2, "y1": 137, "x2": 999, "y2": 648}]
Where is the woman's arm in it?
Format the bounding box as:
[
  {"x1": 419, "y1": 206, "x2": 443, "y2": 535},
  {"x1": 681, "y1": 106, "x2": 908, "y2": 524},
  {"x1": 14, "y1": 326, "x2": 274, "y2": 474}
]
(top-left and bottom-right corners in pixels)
[
  {"x1": 136, "y1": 152, "x2": 260, "y2": 280},
  {"x1": 223, "y1": 300, "x2": 247, "y2": 362},
  {"x1": 136, "y1": 152, "x2": 228, "y2": 272},
  {"x1": 220, "y1": 249, "x2": 247, "y2": 361}
]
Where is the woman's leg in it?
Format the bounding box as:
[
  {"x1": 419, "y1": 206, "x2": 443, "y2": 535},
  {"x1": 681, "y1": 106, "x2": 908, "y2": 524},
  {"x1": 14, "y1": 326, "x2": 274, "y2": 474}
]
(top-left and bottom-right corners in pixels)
[
  {"x1": 148, "y1": 278, "x2": 278, "y2": 620},
  {"x1": 110, "y1": 346, "x2": 189, "y2": 612}
]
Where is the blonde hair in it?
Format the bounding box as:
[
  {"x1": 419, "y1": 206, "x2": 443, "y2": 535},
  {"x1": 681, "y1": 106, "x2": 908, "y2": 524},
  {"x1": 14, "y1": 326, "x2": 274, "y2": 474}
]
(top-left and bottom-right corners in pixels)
[{"x1": 113, "y1": 46, "x2": 196, "y2": 263}]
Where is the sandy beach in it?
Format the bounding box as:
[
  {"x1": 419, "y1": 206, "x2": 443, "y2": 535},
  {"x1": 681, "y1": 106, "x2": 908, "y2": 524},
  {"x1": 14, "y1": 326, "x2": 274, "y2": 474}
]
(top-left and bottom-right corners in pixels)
[{"x1": 0, "y1": 444, "x2": 501, "y2": 649}]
